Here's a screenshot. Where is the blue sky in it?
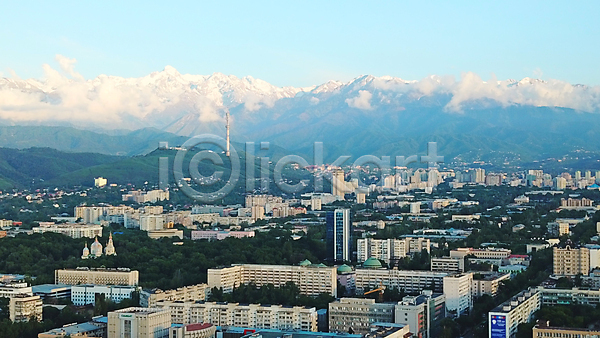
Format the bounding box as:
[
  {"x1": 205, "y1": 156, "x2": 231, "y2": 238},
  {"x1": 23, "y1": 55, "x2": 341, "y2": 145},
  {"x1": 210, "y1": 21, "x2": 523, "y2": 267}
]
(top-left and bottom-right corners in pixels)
[{"x1": 1, "y1": 1, "x2": 599, "y2": 87}]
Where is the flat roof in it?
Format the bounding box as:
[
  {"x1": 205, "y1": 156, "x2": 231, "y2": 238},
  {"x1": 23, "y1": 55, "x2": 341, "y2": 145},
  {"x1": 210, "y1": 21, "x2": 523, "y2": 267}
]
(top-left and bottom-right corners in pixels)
[
  {"x1": 32, "y1": 284, "x2": 71, "y2": 293},
  {"x1": 41, "y1": 322, "x2": 104, "y2": 335}
]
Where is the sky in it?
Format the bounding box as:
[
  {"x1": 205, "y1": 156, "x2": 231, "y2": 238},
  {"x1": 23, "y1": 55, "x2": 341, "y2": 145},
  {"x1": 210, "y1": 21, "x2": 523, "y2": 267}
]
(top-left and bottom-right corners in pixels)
[{"x1": 1, "y1": 1, "x2": 600, "y2": 87}]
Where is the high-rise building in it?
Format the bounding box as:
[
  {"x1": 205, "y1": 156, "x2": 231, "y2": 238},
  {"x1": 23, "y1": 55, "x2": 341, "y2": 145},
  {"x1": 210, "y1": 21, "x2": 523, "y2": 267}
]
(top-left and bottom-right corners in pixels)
[
  {"x1": 488, "y1": 288, "x2": 541, "y2": 338},
  {"x1": 326, "y1": 209, "x2": 351, "y2": 262},
  {"x1": 442, "y1": 273, "x2": 473, "y2": 316},
  {"x1": 357, "y1": 238, "x2": 430, "y2": 264},
  {"x1": 331, "y1": 169, "x2": 346, "y2": 198},
  {"x1": 554, "y1": 177, "x2": 567, "y2": 190}
]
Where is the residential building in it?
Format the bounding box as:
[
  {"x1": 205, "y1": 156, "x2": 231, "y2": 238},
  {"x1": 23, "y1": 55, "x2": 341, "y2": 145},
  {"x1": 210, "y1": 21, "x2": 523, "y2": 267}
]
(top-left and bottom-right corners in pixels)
[
  {"x1": 0, "y1": 282, "x2": 33, "y2": 298},
  {"x1": 357, "y1": 238, "x2": 430, "y2": 264},
  {"x1": 32, "y1": 223, "x2": 103, "y2": 239},
  {"x1": 488, "y1": 288, "x2": 541, "y2": 338},
  {"x1": 431, "y1": 257, "x2": 465, "y2": 273},
  {"x1": 140, "y1": 283, "x2": 210, "y2": 307},
  {"x1": 354, "y1": 268, "x2": 447, "y2": 294},
  {"x1": 122, "y1": 189, "x2": 169, "y2": 203},
  {"x1": 207, "y1": 263, "x2": 337, "y2": 297},
  {"x1": 156, "y1": 300, "x2": 318, "y2": 332},
  {"x1": 148, "y1": 229, "x2": 184, "y2": 239},
  {"x1": 553, "y1": 245, "x2": 590, "y2": 276},
  {"x1": 55, "y1": 267, "x2": 139, "y2": 286},
  {"x1": 394, "y1": 290, "x2": 445, "y2": 338},
  {"x1": 9, "y1": 294, "x2": 43, "y2": 322},
  {"x1": 71, "y1": 284, "x2": 138, "y2": 306},
  {"x1": 328, "y1": 298, "x2": 395, "y2": 334},
  {"x1": 443, "y1": 273, "x2": 473, "y2": 316},
  {"x1": 191, "y1": 230, "x2": 255, "y2": 241},
  {"x1": 327, "y1": 209, "x2": 351, "y2": 262},
  {"x1": 471, "y1": 272, "x2": 510, "y2": 298}
]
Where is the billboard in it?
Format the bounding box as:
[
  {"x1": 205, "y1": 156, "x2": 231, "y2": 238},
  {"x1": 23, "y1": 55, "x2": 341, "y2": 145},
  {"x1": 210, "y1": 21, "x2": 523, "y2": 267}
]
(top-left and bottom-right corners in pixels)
[{"x1": 490, "y1": 314, "x2": 507, "y2": 338}]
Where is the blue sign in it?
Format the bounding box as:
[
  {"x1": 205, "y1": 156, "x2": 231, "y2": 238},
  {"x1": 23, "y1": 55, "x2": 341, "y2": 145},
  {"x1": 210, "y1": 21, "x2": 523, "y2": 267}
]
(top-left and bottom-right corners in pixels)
[{"x1": 490, "y1": 314, "x2": 507, "y2": 338}]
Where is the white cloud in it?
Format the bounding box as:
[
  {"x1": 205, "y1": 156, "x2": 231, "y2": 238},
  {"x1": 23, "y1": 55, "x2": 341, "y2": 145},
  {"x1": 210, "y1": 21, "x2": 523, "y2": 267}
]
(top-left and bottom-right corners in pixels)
[{"x1": 346, "y1": 90, "x2": 373, "y2": 110}]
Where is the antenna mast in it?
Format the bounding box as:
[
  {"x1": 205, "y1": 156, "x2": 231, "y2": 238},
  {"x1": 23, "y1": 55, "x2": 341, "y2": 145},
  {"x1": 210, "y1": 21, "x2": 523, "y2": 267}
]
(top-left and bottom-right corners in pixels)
[{"x1": 226, "y1": 110, "x2": 230, "y2": 157}]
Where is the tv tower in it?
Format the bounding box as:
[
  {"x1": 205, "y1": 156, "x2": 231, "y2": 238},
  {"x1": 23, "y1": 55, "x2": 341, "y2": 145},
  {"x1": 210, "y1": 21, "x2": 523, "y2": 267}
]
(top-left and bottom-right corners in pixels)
[{"x1": 225, "y1": 109, "x2": 230, "y2": 157}]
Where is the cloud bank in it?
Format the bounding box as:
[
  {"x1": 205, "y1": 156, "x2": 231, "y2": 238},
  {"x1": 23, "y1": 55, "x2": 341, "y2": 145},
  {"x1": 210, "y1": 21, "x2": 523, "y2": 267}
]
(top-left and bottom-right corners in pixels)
[{"x1": 1, "y1": 55, "x2": 600, "y2": 131}]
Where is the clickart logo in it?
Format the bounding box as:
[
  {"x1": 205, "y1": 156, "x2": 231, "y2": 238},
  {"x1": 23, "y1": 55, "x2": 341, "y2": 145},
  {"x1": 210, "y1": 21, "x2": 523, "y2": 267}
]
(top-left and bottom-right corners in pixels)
[{"x1": 159, "y1": 134, "x2": 443, "y2": 203}]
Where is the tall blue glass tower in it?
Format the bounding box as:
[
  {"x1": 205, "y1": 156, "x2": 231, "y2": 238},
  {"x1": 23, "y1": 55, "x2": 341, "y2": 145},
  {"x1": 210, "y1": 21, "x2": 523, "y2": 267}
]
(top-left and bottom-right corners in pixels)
[{"x1": 326, "y1": 208, "x2": 351, "y2": 262}]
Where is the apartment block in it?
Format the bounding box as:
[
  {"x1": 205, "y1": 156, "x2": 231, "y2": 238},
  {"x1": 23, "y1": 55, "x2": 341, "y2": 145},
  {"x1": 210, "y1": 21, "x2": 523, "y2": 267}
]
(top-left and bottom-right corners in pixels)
[
  {"x1": 394, "y1": 290, "x2": 445, "y2": 338},
  {"x1": 32, "y1": 223, "x2": 103, "y2": 239},
  {"x1": 431, "y1": 257, "x2": 465, "y2": 273},
  {"x1": 354, "y1": 268, "x2": 447, "y2": 294},
  {"x1": 55, "y1": 267, "x2": 139, "y2": 286},
  {"x1": 488, "y1": 288, "x2": 541, "y2": 338},
  {"x1": 207, "y1": 264, "x2": 337, "y2": 297},
  {"x1": 9, "y1": 294, "x2": 43, "y2": 322},
  {"x1": 156, "y1": 300, "x2": 318, "y2": 332},
  {"x1": 357, "y1": 237, "x2": 430, "y2": 264},
  {"x1": 443, "y1": 273, "x2": 473, "y2": 316},
  {"x1": 471, "y1": 272, "x2": 511, "y2": 298},
  {"x1": 140, "y1": 283, "x2": 210, "y2": 307},
  {"x1": 328, "y1": 298, "x2": 395, "y2": 335},
  {"x1": 553, "y1": 245, "x2": 590, "y2": 276}
]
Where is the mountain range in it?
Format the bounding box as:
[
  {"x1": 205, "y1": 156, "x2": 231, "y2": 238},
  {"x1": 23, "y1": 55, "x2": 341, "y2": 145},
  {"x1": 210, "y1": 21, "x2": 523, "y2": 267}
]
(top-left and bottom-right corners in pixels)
[{"x1": 1, "y1": 66, "x2": 600, "y2": 165}]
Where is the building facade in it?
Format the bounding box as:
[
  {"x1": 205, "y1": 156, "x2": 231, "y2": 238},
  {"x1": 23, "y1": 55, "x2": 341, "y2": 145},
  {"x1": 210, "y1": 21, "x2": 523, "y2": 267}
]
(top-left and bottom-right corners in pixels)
[
  {"x1": 55, "y1": 268, "x2": 139, "y2": 286},
  {"x1": 442, "y1": 273, "x2": 473, "y2": 316},
  {"x1": 354, "y1": 268, "x2": 447, "y2": 294},
  {"x1": 394, "y1": 290, "x2": 445, "y2": 338},
  {"x1": 327, "y1": 209, "x2": 351, "y2": 262},
  {"x1": 207, "y1": 264, "x2": 337, "y2": 297},
  {"x1": 328, "y1": 298, "x2": 395, "y2": 335},
  {"x1": 9, "y1": 294, "x2": 43, "y2": 322},
  {"x1": 357, "y1": 238, "x2": 430, "y2": 264},
  {"x1": 71, "y1": 284, "x2": 138, "y2": 306},
  {"x1": 140, "y1": 283, "x2": 210, "y2": 307},
  {"x1": 553, "y1": 245, "x2": 590, "y2": 276},
  {"x1": 107, "y1": 307, "x2": 171, "y2": 338},
  {"x1": 156, "y1": 300, "x2": 318, "y2": 332},
  {"x1": 488, "y1": 288, "x2": 541, "y2": 338}
]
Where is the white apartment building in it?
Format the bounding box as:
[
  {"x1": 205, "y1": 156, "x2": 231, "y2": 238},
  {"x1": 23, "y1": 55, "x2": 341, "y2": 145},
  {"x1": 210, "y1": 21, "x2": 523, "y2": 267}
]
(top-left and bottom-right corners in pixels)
[
  {"x1": 0, "y1": 282, "x2": 33, "y2": 298},
  {"x1": 443, "y1": 273, "x2": 473, "y2": 316},
  {"x1": 394, "y1": 291, "x2": 446, "y2": 338},
  {"x1": 328, "y1": 298, "x2": 395, "y2": 335},
  {"x1": 354, "y1": 268, "x2": 447, "y2": 294},
  {"x1": 122, "y1": 190, "x2": 169, "y2": 203},
  {"x1": 431, "y1": 257, "x2": 465, "y2": 273},
  {"x1": 9, "y1": 294, "x2": 43, "y2": 322},
  {"x1": 139, "y1": 215, "x2": 165, "y2": 231},
  {"x1": 140, "y1": 283, "x2": 210, "y2": 307},
  {"x1": 107, "y1": 307, "x2": 171, "y2": 338},
  {"x1": 357, "y1": 238, "x2": 430, "y2": 264},
  {"x1": 55, "y1": 267, "x2": 139, "y2": 286},
  {"x1": 32, "y1": 223, "x2": 103, "y2": 239},
  {"x1": 450, "y1": 248, "x2": 511, "y2": 266},
  {"x1": 191, "y1": 230, "x2": 255, "y2": 241},
  {"x1": 553, "y1": 245, "x2": 590, "y2": 276},
  {"x1": 75, "y1": 205, "x2": 135, "y2": 224},
  {"x1": 71, "y1": 284, "x2": 138, "y2": 306},
  {"x1": 471, "y1": 272, "x2": 511, "y2": 298},
  {"x1": 207, "y1": 264, "x2": 337, "y2": 297},
  {"x1": 156, "y1": 300, "x2": 318, "y2": 332},
  {"x1": 488, "y1": 288, "x2": 541, "y2": 338}
]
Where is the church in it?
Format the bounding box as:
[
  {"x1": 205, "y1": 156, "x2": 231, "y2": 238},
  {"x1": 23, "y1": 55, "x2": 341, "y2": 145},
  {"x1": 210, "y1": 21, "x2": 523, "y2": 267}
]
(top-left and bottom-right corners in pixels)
[{"x1": 81, "y1": 232, "x2": 117, "y2": 259}]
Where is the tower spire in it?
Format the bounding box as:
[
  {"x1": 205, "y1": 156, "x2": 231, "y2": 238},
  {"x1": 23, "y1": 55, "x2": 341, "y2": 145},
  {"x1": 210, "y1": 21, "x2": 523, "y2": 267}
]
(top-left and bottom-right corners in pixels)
[{"x1": 225, "y1": 109, "x2": 230, "y2": 157}]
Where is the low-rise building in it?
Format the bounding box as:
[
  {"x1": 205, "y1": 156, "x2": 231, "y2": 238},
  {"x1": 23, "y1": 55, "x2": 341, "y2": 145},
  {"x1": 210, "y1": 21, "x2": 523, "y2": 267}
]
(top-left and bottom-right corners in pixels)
[
  {"x1": 37, "y1": 316, "x2": 107, "y2": 337},
  {"x1": 32, "y1": 223, "x2": 103, "y2": 239},
  {"x1": 191, "y1": 230, "x2": 255, "y2": 241},
  {"x1": 170, "y1": 323, "x2": 216, "y2": 338},
  {"x1": 328, "y1": 298, "x2": 395, "y2": 335},
  {"x1": 71, "y1": 284, "x2": 138, "y2": 306},
  {"x1": 32, "y1": 284, "x2": 71, "y2": 301}
]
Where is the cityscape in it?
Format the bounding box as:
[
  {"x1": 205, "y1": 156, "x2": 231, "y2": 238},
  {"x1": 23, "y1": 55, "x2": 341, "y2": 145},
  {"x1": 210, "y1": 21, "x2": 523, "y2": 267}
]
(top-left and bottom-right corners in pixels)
[{"x1": 2, "y1": 2, "x2": 600, "y2": 338}]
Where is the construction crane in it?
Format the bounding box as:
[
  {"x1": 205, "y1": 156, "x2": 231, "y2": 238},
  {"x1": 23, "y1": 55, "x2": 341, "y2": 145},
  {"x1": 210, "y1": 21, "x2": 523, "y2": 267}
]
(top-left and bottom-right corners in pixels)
[{"x1": 363, "y1": 282, "x2": 385, "y2": 302}]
